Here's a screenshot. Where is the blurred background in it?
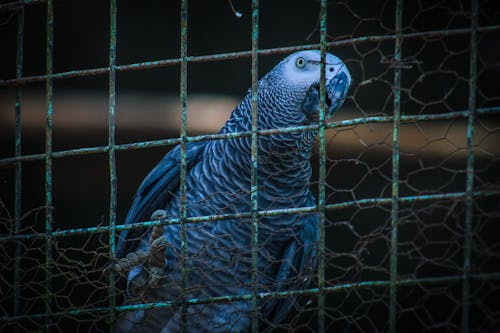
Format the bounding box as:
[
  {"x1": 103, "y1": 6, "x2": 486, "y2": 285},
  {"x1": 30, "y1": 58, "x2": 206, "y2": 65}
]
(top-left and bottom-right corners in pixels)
[{"x1": 1, "y1": 0, "x2": 500, "y2": 332}]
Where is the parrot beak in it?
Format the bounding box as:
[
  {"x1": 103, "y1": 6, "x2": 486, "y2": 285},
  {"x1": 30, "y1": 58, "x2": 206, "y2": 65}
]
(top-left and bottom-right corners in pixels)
[
  {"x1": 301, "y1": 70, "x2": 351, "y2": 123},
  {"x1": 326, "y1": 71, "x2": 350, "y2": 115}
]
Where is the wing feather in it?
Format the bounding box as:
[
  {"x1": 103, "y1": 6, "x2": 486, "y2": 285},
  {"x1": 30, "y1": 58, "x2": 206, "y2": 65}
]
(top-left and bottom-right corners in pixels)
[
  {"x1": 115, "y1": 141, "x2": 208, "y2": 259},
  {"x1": 265, "y1": 212, "x2": 319, "y2": 326}
]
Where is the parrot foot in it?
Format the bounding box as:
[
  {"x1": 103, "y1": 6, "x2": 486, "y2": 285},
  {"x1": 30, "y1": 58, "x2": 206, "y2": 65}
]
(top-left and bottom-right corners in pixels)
[
  {"x1": 111, "y1": 210, "x2": 169, "y2": 290},
  {"x1": 145, "y1": 210, "x2": 168, "y2": 287}
]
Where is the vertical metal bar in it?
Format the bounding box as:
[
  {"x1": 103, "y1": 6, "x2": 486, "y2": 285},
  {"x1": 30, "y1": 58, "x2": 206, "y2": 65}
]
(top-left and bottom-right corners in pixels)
[
  {"x1": 13, "y1": 6, "x2": 24, "y2": 322},
  {"x1": 389, "y1": 0, "x2": 403, "y2": 332},
  {"x1": 250, "y1": 1, "x2": 259, "y2": 332},
  {"x1": 108, "y1": 0, "x2": 118, "y2": 329},
  {"x1": 462, "y1": 1, "x2": 478, "y2": 331},
  {"x1": 44, "y1": 0, "x2": 54, "y2": 330},
  {"x1": 179, "y1": 0, "x2": 188, "y2": 331},
  {"x1": 318, "y1": 0, "x2": 327, "y2": 332}
]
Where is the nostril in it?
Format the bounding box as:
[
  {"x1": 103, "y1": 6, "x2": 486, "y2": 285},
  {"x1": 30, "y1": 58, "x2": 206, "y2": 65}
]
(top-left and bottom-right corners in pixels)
[{"x1": 329, "y1": 67, "x2": 334, "y2": 72}]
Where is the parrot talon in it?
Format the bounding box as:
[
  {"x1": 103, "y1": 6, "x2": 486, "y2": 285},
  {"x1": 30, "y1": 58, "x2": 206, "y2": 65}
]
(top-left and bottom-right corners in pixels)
[
  {"x1": 113, "y1": 250, "x2": 148, "y2": 274},
  {"x1": 129, "y1": 271, "x2": 149, "y2": 299},
  {"x1": 145, "y1": 210, "x2": 169, "y2": 288},
  {"x1": 150, "y1": 209, "x2": 167, "y2": 221},
  {"x1": 148, "y1": 266, "x2": 164, "y2": 288}
]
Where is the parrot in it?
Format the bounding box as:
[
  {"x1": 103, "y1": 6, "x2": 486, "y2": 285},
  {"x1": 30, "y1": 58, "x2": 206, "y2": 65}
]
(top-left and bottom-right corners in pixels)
[{"x1": 113, "y1": 50, "x2": 351, "y2": 332}]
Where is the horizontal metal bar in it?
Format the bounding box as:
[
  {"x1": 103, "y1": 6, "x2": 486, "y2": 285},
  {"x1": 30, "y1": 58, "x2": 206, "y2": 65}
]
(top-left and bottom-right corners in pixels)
[
  {"x1": 0, "y1": 25, "x2": 499, "y2": 87},
  {"x1": 1, "y1": 189, "x2": 498, "y2": 243},
  {"x1": 1, "y1": 106, "x2": 499, "y2": 168},
  {"x1": 1, "y1": 272, "x2": 499, "y2": 323}
]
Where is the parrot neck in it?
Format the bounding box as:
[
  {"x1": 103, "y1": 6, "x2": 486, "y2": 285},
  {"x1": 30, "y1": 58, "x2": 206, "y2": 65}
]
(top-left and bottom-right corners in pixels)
[
  {"x1": 221, "y1": 91, "x2": 318, "y2": 160},
  {"x1": 214, "y1": 102, "x2": 316, "y2": 208},
  {"x1": 221, "y1": 105, "x2": 315, "y2": 161}
]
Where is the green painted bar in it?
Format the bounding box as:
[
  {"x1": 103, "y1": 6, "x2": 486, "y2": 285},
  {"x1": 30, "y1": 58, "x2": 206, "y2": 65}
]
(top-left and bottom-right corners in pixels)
[
  {"x1": 3, "y1": 272, "x2": 500, "y2": 323},
  {"x1": 318, "y1": 0, "x2": 328, "y2": 331},
  {"x1": 44, "y1": 0, "x2": 54, "y2": 330},
  {"x1": 107, "y1": 0, "x2": 118, "y2": 329},
  {"x1": 1, "y1": 190, "x2": 498, "y2": 243},
  {"x1": 250, "y1": 0, "x2": 259, "y2": 332},
  {"x1": 1, "y1": 25, "x2": 499, "y2": 88},
  {"x1": 1, "y1": 106, "x2": 500, "y2": 168},
  {"x1": 389, "y1": 0, "x2": 403, "y2": 331},
  {"x1": 13, "y1": 5, "x2": 24, "y2": 321},
  {"x1": 462, "y1": 1, "x2": 478, "y2": 331},
  {"x1": 179, "y1": 0, "x2": 189, "y2": 330}
]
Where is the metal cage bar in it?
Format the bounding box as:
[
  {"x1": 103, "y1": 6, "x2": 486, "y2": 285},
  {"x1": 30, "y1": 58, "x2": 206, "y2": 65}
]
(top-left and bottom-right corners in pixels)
[
  {"x1": 13, "y1": 4, "x2": 24, "y2": 321},
  {"x1": 0, "y1": 190, "x2": 498, "y2": 244},
  {"x1": 462, "y1": 0, "x2": 478, "y2": 331},
  {"x1": 318, "y1": 0, "x2": 328, "y2": 331},
  {"x1": 250, "y1": 0, "x2": 260, "y2": 332},
  {"x1": 389, "y1": 0, "x2": 403, "y2": 332},
  {"x1": 107, "y1": 0, "x2": 118, "y2": 329},
  {"x1": 44, "y1": 0, "x2": 54, "y2": 330},
  {"x1": 1, "y1": 25, "x2": 499, "y2": 88},
  {"x1": 179, "y1": 0, "x2": 189, "y2": 330},
  {"x1": 2, "y1": 272, "x2": 499, "y2": 323},
  {"x1": 2, "y1": 106, "x2": 499, "y2": 168}
]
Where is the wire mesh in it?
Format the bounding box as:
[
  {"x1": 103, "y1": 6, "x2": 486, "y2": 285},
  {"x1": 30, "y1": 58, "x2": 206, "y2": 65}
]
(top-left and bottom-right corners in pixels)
[{"x1": 0, "y1": 0, "x2": 499, "y2": 332}]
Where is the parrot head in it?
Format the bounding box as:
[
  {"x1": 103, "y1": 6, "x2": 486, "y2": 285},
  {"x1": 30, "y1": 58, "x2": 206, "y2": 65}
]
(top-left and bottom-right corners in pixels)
[{"x1": 263, "y1": 50, "x2": 351, "y2": 124}]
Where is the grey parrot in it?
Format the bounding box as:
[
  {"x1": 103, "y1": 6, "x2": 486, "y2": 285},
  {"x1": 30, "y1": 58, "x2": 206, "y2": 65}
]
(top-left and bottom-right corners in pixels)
[{"x1": 113, "y1": 50, "x2": 351, "y2": 332}]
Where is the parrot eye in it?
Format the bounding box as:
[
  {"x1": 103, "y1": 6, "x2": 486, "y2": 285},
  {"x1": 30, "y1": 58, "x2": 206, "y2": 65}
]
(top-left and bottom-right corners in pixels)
[{"x1": 295, "y1": 57, "x2": 306, "y2": 68}]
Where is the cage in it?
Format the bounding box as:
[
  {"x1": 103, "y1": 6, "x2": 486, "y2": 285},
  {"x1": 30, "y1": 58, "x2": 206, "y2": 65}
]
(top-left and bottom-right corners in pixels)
[{"x1": 0, "y1": 0, "x2": 499, "y2": 332}]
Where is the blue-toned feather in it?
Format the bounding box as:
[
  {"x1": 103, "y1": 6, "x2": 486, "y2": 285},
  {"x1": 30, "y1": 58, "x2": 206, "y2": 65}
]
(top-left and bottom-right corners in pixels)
[
  {"x1": 115, "y1": 141, "x2": 208, "y2": 259},
  {"x1": 265, "y1": 209, "x2": 319, "y2": 326}
]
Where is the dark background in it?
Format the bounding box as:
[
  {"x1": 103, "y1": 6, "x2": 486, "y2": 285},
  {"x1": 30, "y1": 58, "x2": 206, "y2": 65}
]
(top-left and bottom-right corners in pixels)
[{"x1": 1, "y1": 0, "x2": 500, "y2": 332}]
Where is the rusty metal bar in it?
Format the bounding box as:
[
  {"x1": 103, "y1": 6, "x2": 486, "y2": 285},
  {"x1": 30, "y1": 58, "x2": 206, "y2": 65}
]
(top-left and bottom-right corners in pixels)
[
  {"x1": 2, "y1": 272, "x2": 499, "y2": 323},
  {"x1": 179, "y1": 0, "x2": 189, "y2": 330},
  {"x1": 318, "y1": 0, "x2": 328, "y2": 331},
  {"x1": 389, "y1": 0, "x2": 403, "y2": 331},
  {"x1": 2, "y1": 106, "x2": 498, "y2": 168},
  {"x1": 1, "y1": 25, "x2": 499, "y2": 88},
  {"x1": 44, "y1": 0, "x2": 54, "y2": 330},
  {"x1": 13, "y1": 4, "x2": 24, "y2": 321},
  {"x1": 462, "y1": 0, "x2": 478, "y2": 331},
  {"x1": 107, "y1": 0, "x2": 118, "y2": 329},
  {"x1": 250, "y1": 0, "x2": 260, "y2": 331},
  {"x1": 0, "y1": 190, "x2": 498, "y2": 243}
]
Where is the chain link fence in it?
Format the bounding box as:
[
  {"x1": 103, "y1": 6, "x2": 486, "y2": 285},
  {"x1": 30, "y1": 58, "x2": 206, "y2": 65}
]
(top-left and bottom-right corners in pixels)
[{"x1": 1, "y1": 0, "x2": 499, "y2": 332}]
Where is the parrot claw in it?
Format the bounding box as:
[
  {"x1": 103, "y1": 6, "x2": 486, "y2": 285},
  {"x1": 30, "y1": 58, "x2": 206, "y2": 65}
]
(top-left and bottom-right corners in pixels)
[
  {"x1": 113, "y1": 250, "x2": 148, "y2": 274},
  {"x1": 147, "y1": 210, "x2": 168, "y2": 270},
  {"x1": 148, "y1": 266, "x2": 164, "y2": 288},
  {"x1": 150, "y1": 209, "x2": 167, "y2": 221}
]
